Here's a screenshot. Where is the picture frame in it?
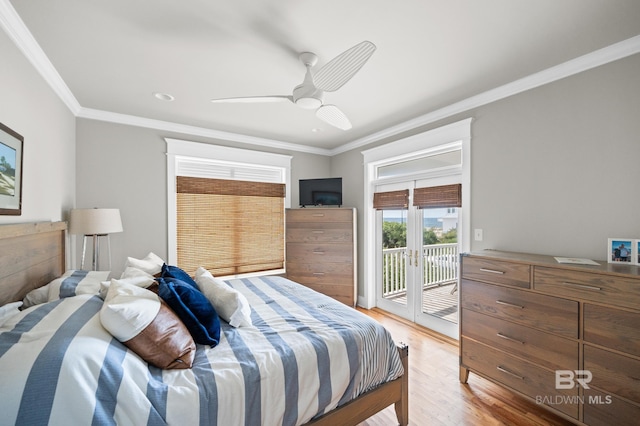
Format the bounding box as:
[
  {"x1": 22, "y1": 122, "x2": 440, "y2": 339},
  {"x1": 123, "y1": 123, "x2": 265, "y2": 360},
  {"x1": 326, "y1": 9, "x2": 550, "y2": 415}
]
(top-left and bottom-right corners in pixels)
[
  {"x1": 0, "y1": 122, "x2": 23, "y2": 215},
  {"x1": 607, "y1": 238, "x2": 634, "y2": 264},
  {"x1": 636, "y1": 240, "x2": 640, "y2": 265}
]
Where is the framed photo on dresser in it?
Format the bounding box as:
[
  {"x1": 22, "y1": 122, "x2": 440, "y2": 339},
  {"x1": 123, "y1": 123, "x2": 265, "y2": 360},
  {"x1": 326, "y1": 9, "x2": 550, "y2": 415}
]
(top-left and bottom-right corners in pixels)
[{"x1": 607, "y1": 238, "x2": 637, "y2": 264}]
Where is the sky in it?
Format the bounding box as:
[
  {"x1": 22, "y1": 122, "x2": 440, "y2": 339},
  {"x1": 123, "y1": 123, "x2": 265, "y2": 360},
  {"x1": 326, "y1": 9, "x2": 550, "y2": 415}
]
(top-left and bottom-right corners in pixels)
[{"x1": 0, "y1": 142, "x2": 16, "y2": 168}]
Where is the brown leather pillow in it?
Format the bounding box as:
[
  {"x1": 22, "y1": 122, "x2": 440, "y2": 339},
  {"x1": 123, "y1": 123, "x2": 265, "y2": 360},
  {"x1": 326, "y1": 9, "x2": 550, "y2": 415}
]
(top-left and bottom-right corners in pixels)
[{"x1": 123, "y1": 301, "x2": 195, "y2": 369}]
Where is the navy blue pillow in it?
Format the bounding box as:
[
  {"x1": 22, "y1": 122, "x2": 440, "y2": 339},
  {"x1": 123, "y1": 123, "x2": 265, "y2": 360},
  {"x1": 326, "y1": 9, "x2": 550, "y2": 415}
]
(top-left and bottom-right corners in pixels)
[
  {"x1": 157, "y1": 277, "x2": 221, "y2": 346},
  {"x1": 161, "y1": 264, "x2": 198, "y2": 289}
]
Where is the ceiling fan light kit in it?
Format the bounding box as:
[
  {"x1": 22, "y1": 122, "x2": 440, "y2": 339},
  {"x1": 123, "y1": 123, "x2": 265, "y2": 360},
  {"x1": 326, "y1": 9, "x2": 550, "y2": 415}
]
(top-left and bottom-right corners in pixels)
[{"x1": 210, "y1": 41, "x2": 376, "y2": 130}]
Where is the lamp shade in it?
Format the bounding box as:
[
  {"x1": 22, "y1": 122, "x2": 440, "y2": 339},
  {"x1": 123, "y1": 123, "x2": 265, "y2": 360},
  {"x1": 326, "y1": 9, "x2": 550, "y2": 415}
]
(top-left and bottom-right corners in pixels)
[{"x1": 69, "y1": 208, "x2": 123, "y2": 235}]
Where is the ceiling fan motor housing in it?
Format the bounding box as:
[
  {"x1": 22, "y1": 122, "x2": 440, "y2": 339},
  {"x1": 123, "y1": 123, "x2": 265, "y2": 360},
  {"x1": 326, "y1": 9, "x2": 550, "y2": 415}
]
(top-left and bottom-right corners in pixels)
[{"x1": 293, "y1": 83, "x2": 324, "y2": 109}]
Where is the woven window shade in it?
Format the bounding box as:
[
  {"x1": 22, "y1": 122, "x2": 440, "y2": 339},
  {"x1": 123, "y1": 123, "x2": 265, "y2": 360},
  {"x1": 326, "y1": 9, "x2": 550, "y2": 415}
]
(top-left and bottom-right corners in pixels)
[
  {"x1": 413, "y1": 184, "x2": 462, "y2": 208},
  {"x1": 373, "y1": 189, "x2": 409, "y2": 210},
  {"x1": 176, "y1": 176, "x2": 285, "y2": 276}
]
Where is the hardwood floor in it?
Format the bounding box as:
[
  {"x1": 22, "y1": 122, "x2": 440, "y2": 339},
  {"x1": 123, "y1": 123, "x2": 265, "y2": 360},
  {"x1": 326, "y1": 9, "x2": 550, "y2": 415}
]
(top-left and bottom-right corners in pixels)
[{"x1": 356, "y1": 308, "x2": 575, "y2": 426}]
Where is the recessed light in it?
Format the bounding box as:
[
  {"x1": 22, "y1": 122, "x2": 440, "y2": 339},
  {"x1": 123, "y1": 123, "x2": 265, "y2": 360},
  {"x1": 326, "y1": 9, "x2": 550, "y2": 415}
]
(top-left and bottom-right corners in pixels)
[
  {"x1": 153, "y1": 92, "x2": 175, "y2": 101},
  {"x1": 311, "y1": 128, "x2": 323, "y2": 133}
]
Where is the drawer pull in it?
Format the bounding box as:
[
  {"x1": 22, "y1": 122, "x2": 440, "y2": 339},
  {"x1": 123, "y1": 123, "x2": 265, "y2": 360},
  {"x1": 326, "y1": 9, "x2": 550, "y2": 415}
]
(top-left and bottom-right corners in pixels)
[
  {"x1": 312, "y1": 230, "x2": 325, "y2": 234},
  {"x1": 313, "y1": 251, "x2": 325, "y2": 255},
  {"x1": 312, "y1": 272, "x2": 325, "y2": 276},
  {"x1": 562, "y1": 281, "x2": 602, "y2": 291},
  {"x1": 479, "y1": 268, "x2": 505, "y2": 275},
  {"x1": 312, "y1": 213, "x2": 325, "y2": 217},
  {"x1": 495, "y1": 300, "x2": 524, "y2": 309},
  {"x1": 497, "y1": 332, "x2": 525, "y2": 345},
  {"x1": 497, "y1": 365, "x2": 525, "y2": 380}
]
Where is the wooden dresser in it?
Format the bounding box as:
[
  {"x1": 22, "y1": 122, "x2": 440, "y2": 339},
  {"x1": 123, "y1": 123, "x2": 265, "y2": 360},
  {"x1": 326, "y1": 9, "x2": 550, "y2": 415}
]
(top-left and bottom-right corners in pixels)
[
  {"x1": 459, "y1": 250, "x2": 640, "y2": 425},
  {"x1": 285, "y1": 208, "x2": 357, "y2": 307}
]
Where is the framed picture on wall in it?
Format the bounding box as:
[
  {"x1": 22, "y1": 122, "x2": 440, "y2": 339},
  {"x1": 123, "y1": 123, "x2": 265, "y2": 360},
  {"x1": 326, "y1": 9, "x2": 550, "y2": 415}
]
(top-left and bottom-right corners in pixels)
[
  {"x1": 607, "y1": 238, "x2": 634, "y2": 264},
  {"x1": 636, "y1": 240, "x2": 640, "y2": 265},
  {"x1": 0, "y1": 122, "x2": 23, "y2": 215}
]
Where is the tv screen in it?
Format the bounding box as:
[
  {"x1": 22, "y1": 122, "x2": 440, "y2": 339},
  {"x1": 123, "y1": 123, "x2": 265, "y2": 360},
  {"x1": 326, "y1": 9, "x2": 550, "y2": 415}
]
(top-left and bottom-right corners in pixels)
[{"x1": 299, "y1": 178, "x2": 342, "y2": 207}]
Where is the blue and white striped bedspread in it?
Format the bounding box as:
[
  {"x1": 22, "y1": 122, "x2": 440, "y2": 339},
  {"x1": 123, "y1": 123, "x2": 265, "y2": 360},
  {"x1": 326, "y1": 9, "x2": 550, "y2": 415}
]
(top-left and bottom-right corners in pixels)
[{"x1": 0, "y1": 275, "x2": 404, "y2": 426}]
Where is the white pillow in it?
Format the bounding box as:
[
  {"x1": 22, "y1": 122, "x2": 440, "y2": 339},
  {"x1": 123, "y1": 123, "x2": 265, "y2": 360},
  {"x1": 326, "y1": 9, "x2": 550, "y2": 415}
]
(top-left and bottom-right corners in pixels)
[
  {"x1": 99, "y1": 269, "x2": 156, "y2": 299},
  {"x1": 194, "y1": 267, "x2": 252, "y2": 327},
  {"x1": 100, "y1": 279, "x2": 161, "y2": 341},
  {"x1": 22, "y1": 284, "x2": 51, "y2": 308},
  {"x1": 47, "y1": 270, "x2": 111, "y2": 302},
  {"x1": 124, "y1": 252, "x2": 165, "y2": 275},
  {"x1": 0, "y1": 301, "x2": 23, "y2": 327}
]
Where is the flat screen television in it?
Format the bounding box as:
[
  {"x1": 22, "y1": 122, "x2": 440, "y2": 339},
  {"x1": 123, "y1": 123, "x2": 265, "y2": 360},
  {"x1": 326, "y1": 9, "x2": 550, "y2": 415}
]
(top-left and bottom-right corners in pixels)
[{"x1": 299, "y1": 177, "x2": 342, "y2": 207}]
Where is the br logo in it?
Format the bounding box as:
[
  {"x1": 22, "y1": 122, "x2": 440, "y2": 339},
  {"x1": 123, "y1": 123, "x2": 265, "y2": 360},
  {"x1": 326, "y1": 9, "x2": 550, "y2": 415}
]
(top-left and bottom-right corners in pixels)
[{"x1": 556, "y1": 370, "x2": 592, "y2": 389}]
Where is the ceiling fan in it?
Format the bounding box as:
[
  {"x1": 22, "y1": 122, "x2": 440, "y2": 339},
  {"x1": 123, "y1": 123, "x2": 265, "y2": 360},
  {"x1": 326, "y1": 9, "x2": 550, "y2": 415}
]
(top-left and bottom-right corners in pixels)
[{"x1": 210, "y1": 41, "x2": 376, "y2": 130}]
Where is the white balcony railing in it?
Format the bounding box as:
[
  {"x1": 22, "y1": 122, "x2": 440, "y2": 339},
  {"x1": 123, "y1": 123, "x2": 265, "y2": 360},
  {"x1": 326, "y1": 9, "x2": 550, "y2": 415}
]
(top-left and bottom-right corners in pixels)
[{"x1": 382, "y1": 243, "x2": 458, "y2": 298}]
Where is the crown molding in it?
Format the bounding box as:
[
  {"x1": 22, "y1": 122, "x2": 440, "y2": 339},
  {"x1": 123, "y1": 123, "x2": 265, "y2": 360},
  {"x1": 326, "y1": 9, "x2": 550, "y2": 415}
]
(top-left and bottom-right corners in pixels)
[
  {"x1": 3, "y1": 0, "x2": 639, "y2": 158},
  {"x1": 0, "y1": 0, "x2": 81, "y2": 114},
  {"x1": 77, "y1": 107, "x2": 332, "y2": 156},
  {"x1": 329, "y1": 35, "x2": 640, "y2": 156}
]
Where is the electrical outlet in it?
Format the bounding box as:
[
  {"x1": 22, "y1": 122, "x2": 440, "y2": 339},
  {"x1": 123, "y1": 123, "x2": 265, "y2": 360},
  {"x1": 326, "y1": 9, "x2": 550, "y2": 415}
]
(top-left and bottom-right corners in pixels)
[{"x1": 474, "y1": 229, "x2": 483, "y2": 241}]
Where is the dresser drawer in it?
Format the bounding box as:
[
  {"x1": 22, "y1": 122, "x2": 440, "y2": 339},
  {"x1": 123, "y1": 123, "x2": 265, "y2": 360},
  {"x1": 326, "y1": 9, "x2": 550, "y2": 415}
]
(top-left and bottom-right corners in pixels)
[
  {"x1": 461, "y1": 279, "x2": 578, "y2": 338},
  {"x1": 534, "y1": 266, "x2": 640, "y2": 310},
  {"x1": 584, "y1": 304, "x2": 640, "y2": 358},
  {"x1": 286, "y1": 243, "x2": 353, "y2": 263},
  {"x1": 286, "y1": 209, "x2": 353, "y2": 223},
  {"x1": 461, "y1": 309, "x2": 578, "y2": 371},
  {"x1": 584, "y1": 388, "x2": 640, "y2": 426},
  {"x1": 286, "y1": 221, "x2": 353, "y2": 243},
  {"x1": 584, "y1": 345, "x2": 640, "y2": 404},
  {"x1": 286, "y1": 261, "x2": 353, "y2": 277},
  {"x1": 461, "y1": 257, "x2": 530, "y2": 288},
  {"x1": 286, "y1": 263, "x2": 353, "y2": 287},
  {"x1": 461, "y1": 337, "x2": 579, "y2": 419},
  {"x1": 296, "y1": 282, "x2": 354, "y2": 306}
]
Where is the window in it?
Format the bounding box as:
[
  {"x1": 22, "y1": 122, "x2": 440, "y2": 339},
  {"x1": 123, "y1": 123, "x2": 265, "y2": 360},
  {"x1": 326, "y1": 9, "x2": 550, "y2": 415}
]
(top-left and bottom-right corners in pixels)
[{"x1": 166, "y1": 139, "x2": 292, "y2": 277}]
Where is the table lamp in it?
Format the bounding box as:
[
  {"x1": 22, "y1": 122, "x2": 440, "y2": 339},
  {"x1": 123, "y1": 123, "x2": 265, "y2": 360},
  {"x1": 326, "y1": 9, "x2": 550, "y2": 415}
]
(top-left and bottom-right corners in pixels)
[{"x1": 69, "y1": 208, "x2": 123, "y2": 270}]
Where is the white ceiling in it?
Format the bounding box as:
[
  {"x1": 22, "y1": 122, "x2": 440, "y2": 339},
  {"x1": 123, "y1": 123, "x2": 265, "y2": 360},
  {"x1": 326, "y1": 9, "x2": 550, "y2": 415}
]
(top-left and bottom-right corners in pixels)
[{"x1": 4, "y1": 0, "x2": 640, "y2": 154}]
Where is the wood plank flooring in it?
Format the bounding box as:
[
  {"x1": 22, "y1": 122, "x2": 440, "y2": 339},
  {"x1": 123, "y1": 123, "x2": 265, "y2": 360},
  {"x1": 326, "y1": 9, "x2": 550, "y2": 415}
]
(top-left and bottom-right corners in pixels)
[{"x1": 356, "y1": 308, "x2": 575, "y2": 426}]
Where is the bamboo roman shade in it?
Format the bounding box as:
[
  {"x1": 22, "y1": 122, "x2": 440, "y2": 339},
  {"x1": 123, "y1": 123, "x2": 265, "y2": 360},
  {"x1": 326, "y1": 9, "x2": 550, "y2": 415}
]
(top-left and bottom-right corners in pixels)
[
  {"x1": 413, "y1": 184, "x2": 462, "y2": 208},
  {"x1": 373, "y1": 189, "x2": 409, "y2": 210},
  {"x1": 176, "y1": 176, "x2": 285, "y2": 276}
]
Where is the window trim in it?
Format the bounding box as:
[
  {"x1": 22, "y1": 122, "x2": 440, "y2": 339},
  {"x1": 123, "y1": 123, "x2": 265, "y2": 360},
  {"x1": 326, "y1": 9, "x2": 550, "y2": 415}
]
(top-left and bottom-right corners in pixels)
[{"x1": 166, "y1": 138, "x2": 292, "y2": 273}]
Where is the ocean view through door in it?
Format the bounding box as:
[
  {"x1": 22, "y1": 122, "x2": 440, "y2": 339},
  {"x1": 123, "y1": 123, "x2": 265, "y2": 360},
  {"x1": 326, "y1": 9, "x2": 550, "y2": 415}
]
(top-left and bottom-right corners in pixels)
[{"x1": 376, "y1": 181, "x2": 461, "y2": 338}]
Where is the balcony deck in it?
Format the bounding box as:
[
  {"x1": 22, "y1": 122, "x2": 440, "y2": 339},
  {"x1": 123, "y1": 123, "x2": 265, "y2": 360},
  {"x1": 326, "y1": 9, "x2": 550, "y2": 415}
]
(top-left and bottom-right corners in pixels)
[{"x1": 386, "y1": 281, "x2": 458, "y2": 323}]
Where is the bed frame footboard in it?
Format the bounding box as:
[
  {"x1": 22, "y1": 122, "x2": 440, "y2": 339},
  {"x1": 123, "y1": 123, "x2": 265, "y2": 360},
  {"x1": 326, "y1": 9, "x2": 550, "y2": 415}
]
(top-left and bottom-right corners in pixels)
[{"x1": 307, "y1": 342, "x2": 409, "y2": 426}]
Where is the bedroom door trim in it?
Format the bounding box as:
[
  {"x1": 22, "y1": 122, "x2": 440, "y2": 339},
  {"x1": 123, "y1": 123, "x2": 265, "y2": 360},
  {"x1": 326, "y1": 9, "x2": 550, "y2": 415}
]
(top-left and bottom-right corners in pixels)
[{"x1": 362, "y1": 119, "x2": 472, "y2": 337}]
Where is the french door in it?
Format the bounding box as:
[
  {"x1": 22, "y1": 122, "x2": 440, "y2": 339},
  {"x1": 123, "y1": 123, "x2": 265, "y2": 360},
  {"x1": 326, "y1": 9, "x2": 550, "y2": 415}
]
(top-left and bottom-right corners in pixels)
[{"x1": 375, "y1": 176, "x2": 460, "y2": 339}]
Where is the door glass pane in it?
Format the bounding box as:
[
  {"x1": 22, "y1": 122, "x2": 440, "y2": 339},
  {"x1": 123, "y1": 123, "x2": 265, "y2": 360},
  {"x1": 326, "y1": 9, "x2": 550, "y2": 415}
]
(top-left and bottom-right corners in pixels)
[
  {"x1": 381, "y1": 209, "x2": 407, "y2": 306},
  {"x1": 421, "y1": 207, "x2": 459, "y2": 323}
]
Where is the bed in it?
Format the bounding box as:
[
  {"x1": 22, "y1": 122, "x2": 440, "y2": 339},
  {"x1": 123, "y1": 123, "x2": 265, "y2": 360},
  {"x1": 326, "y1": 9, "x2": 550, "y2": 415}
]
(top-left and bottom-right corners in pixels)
[{"x1": 0, "y1": 221, "x2": 408, "y2": 426}]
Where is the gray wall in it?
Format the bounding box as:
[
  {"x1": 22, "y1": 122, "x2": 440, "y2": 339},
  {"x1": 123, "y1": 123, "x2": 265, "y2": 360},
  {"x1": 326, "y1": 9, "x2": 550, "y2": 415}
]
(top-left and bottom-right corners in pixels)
[
  {"x1": 0, "y1": 30, "x2": 75, "y2": 228},
  {"x1": 333, "y1": 53, "x2": 640, "y2": 296},
  {"x1": 75, "y1": 119, "x2": 330, "y2": 274}
]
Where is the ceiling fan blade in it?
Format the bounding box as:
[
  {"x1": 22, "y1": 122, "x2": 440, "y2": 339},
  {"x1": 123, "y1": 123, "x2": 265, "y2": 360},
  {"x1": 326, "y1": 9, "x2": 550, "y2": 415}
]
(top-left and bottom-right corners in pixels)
[
  {"x1": 313, "y1": 41, "x2": 376, "y2": 92},
  {"x1": 316, "y1": 104, "x2": 352, "y2": 130},
  {"x1": 210, "y1": 95, "x2": 293, "y2": 103}
]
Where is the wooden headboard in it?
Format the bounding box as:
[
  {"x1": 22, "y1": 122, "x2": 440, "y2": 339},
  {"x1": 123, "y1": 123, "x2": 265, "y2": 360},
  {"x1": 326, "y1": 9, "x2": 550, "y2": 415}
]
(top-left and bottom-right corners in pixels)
[{"x1": 0, "y1": 221, "x2": 66, "y2": 305}]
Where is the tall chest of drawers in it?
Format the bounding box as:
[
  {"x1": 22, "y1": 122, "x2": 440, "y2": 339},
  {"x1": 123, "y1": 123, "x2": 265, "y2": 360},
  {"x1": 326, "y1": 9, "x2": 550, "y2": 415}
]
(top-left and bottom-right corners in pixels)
[
  {"x1": 460, "y1": 251, "x2": 640, "y2": 425},
  {"x1": 285, "y1": 208, "x2": 357, "y2": 307}
]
